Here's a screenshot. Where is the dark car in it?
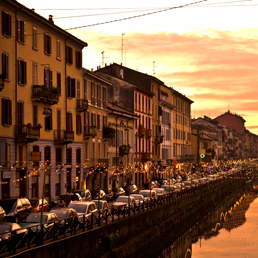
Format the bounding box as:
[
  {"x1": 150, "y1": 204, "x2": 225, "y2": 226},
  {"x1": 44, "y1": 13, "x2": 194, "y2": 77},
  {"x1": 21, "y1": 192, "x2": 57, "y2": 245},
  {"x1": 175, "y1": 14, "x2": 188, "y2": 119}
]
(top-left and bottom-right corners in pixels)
[
  {"x1": 124, "y1": 184, "x2": 138, "y2": 195},
  {"x1": 51, "y1": 207, "x2": 78, "y2": 230},
  {"x1": 103, "y1": 188, "x2": 114, "y2": 202},
  {"x1": 0, "y1": 222, "x2": 28, "y2": 253},
  {"x1": 112, "y1": 187, "x2": 125, "y2": 200},
  {"x1": 73, "y1": 189, "x2": 91, "y2": 201},
  {"x1": 91, "y1": 190, "x2": 106, "y2": 200},
  {"x1": 29, "y1": 198, "x2": 49, "y2": 212},
  {"x1": 0, "y1": 198, "x2": 32, "y2": 223},
  {"x1": 56, "y1": 193, "x2": 81, "y2": 207}
]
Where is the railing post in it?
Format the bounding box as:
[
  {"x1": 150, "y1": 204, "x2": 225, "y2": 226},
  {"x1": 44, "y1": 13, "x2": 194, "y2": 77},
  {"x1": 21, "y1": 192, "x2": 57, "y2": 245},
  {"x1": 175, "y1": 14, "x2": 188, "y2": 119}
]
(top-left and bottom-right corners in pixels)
[
  {"x1": 64, "y1": 219, "x2": 66, "y2": 238},
  {"x1": 53, "y1": 222, "x2": 56, "y2": 241},
  {"x1": 83, "y1": 215, "x2": 85, "y2": 231},
  {"x1": 128, "y1": 203, "x2": 130, "y2": 217},
  {"x1": 98, "y1": 210, "x2": 101, "y2": 226}
]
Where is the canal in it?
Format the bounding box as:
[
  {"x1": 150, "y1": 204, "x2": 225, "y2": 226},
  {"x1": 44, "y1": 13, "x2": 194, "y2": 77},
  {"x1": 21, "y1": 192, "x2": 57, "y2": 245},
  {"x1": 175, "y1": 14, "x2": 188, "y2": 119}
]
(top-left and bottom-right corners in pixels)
[{"x1": 152, "y1": 182, "x2": 258, "y2": 258}]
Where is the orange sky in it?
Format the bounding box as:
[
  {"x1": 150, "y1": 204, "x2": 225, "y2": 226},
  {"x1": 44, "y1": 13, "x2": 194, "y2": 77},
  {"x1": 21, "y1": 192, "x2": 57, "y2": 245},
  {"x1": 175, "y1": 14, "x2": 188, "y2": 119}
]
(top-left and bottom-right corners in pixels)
[{"x1": 18, "y1": 0, "x2": 258, "y2": 134}]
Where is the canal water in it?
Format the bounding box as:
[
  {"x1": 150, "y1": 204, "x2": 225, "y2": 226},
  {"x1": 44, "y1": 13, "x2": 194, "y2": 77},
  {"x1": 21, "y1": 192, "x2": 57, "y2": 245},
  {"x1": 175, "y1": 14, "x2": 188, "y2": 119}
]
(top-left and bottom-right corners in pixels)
[{"x1": 149, "y1": 183, "x2": 258, "y2": 258}]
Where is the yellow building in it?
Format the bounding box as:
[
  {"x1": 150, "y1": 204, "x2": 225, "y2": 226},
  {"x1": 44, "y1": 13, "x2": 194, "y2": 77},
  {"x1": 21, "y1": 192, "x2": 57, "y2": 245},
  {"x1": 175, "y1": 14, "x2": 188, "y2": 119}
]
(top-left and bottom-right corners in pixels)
[
  {"x1": 0, "y1": 1, "x2": 87, "y2": 201},
  {"x1": 171, "y1": 89, "x2": 193, "y2": 167},
  {"x1": 82, "y1": 69, "x2": 111, "y2": 191}
]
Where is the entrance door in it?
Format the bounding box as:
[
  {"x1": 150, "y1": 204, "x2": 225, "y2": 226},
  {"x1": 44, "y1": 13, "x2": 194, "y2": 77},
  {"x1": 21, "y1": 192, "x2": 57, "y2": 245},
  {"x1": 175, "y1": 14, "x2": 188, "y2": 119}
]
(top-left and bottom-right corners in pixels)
[{"x1": 19, "y1": 170, "x2": 26, "y2": 197}]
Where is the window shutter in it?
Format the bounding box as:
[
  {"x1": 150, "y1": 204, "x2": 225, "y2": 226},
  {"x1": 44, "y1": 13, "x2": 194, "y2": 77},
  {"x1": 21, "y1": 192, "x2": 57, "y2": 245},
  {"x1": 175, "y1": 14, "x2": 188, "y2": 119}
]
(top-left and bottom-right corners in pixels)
[
  {"x1": 24, "y1": 61, "x2": 27, "y2": 84},
  {"x1": 16, "y1": 19, "x2": 20, "y2": 41},
  {"x1": 8, "y1": 100, "x2": 12, "y2": 126},
  {"x1": 50, "y1": 70, "x2": 53, "y2": 88},
  {"x1": 2, "y1": 99, "x2": 6, "y2": 125},
  {"x1": 33, "y1": 105, "x2": 37, "y2": 126},
  {"x1": 2, "y1": 53, "x2": 6, "y2": 79},
  {"x1": 2, "y1": 11, "x2": 6, "y2": 36},
  {"x1": 44, "y1": 68, "x2": 47, "y2": 87},
  {"x1": 71, "y1": 78, "x2": 76, "y2": 98},
  {"x1": 97, "y1": 114, "x2": 100, "y2": 129},
  {"x1": 24, "y1": 21, "x2": 26, "y2": 43},
  {"x1": 18, "y1": 59, "x2": 20, "y2": 84}
]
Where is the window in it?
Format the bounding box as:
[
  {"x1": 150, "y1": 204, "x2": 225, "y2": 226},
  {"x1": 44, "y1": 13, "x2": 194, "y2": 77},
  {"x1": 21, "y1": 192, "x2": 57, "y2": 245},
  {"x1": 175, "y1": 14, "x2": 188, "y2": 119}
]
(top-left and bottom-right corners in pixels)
[
  {"x1": 2, "y1": 11, "x2": 12, "y2": 37},
  {"x1": 77, "y1": 80, "x2": 80, "y2": 99},
  {"x1": 66, "y1": 45, "x2": 73, "y2": 65},
  {"x1": 32, "y1": 26, "x2": 37, "y2": 49},
  {"x1": 75, "y1": 50, "x2": 82, "y2": 69},
  {"x1": 67, "y1": 76, "x2": 75, "y2": 98},
  {"x1": 67, "y1": 148, "x2": 72, "y2": 164},
  {"x1": 44, "y1": 33, "x2": 51, "y2": 55},
  {"x1": 91, "y1": 113, "x2": 96, "y2": 127},
  {"x1": 1, "y1": 98, "x2": 12, "y2": 126},
  {"x1": 18, "y1": 59, "x2": 27, "y2": 85},
  {"x1": 97, "y1": 114, "x2": 101, "y2": 130},
  {"x1": 56, "y1": 39, "x2": 61, "y2": 60},
  {"x1": 33, "y1": 105, "x2": 38, "y2": 126},
  {"x1": 91, "y1": 82, "x2": 95, "y2": 105},
  {"x1": 55, "y1": 148, "x2": 62, "y2": 165},
  {"x1": 103, "y1": 87, "x2": 107, "y2": 108},
  {"x1": 2, "y1": 52, "x2": 9, "y2": 80},
  {"x1": 44, "y1": 68, "x2": 52, "y2": 88},
  {"x1": 76, "y1": 114, "x2": 82, "y2": 135},
  {"x1": 17, "y1": 19, "x2": 26, "y2": 44},
  {"x1": 85, "y1": 142, "x2": 88, "y2": 160},
  {"x1": 45, "y1": 108, "x2": 52, "y2": 131},
  {"x1": 97, "y1": 84, "x2": 101, "y2": 107},
  {"x1": 83, "y1": 78, "x2": 87, "y2": 100},
  {"x1": 57, "y1": 72, "x2": 61, "y2": 94},
  {"x1": 44, "y1": 146, "x2": 51, "y2": 162},
  {"x1": 32, "y1": 63, "x2": 38, "y2": 85},
  {"x1": 66, "y1": 112, "x2": 73, "y2": 132},
  {"x1": 76, "y1": 148, "x2": 81, "y2": 164},
  {"x1": 103, "y1": 116, "x2": 107, "y2": 127}
]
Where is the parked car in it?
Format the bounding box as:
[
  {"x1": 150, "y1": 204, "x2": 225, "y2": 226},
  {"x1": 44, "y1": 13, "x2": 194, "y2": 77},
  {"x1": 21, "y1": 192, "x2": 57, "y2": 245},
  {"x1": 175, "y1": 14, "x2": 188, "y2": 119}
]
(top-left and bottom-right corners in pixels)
[
  {"x1": 112, "y1": 187, "x2": 125, "y2": 200},
  {"x1": 29, "y1": 198, "x2": 49, "y2": 212},
  {"x1": 92, "y1": 200, "x2": 109, "y2": 212},
  {"x1": 0, "y1": 222, "x2": 28, "y2": 253},
  {"x1": 91, "y1": 190, "x2": 106, "y2": 200},
  {"x1": 112, "y1": 196, "x2": 136, "y2": 212},
  {"x1": 129, "y1": 194, "x2": 145, "y2": 207},
  {"x1": 182, "y1": 181, "x2": 193, "y2": 189},
  {"x1": 153, "y1": 188, "x2": 166, "y2": 197},
  {"x1": 19, "y1": 212, "x2": 59, "y2": 238},
  {"x1": 0, "y1": 198, "x2": 32, "y2": 223},
  {"x1": 0, "y1": 207, "x2": 5, "y2": 222},
  {"x1": 67, "y1": 201, "x2": 98, "y2": 229},
  {"x1": 51, "y1": 207, "x2": 78, "y2": 230},
  {"x1": 162, "y1": 185, "x2": 177, "y2": 193},
  {"x1": 138, "y1": 190, "x2": 157, "y2": 201},
  {"x1": 102, "y1": 188, "x2": 114, "y2": 202},
  {"x1": 73, "y1": 189, "x2": 91, "y2": 201},
  {"x1": 124, "y1": 184, "x2": 138, "y2": 195},
  {"x1": 56, "y1": 193, "x2": 81, "y2": 207}
]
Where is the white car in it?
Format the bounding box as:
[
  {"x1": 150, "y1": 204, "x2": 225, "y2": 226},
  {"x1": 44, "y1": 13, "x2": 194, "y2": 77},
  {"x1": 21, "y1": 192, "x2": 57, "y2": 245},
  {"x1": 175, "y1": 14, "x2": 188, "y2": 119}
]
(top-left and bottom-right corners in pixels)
[
  {"x1": 130, "y1": 194, "x2": 145, "y2": 207},
  {"x1": 112, "y1": 196, "x2": 136, "y2": 210},
  {"x1": 152, "y1": 188, "x2": 166, "y2": 196},
  {"x1": 138, "y1": 190, "x2": 157, "y2": 201}
]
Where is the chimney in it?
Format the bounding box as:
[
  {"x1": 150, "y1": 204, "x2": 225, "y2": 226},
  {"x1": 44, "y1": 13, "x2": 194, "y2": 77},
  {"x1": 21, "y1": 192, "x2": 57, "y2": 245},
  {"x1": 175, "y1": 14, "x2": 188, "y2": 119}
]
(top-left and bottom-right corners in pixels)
[{"x1": 49, "y1": 15, "x2": 54, "y2": 24}]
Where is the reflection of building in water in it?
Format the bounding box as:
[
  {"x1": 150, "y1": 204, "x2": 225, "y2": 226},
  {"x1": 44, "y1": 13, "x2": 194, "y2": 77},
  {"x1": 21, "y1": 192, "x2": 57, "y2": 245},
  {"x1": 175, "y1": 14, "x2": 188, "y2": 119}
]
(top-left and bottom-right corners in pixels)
[{"x1": 223, "y1": 193, "x2": 255, "y2": 231}]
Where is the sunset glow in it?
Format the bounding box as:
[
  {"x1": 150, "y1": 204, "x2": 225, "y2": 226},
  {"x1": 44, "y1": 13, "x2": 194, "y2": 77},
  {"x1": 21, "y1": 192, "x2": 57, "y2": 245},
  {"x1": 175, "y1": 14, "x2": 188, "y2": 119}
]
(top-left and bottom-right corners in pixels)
[{"x1": 19, "y1": 0, "x2": 258, "y2": 134}]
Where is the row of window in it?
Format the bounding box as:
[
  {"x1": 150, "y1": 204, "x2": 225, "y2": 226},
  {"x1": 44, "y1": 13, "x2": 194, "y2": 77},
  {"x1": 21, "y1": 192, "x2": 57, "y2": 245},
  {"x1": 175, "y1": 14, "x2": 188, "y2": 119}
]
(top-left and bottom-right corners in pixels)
[
  {"x1": 134, "y1": 92, "x2": 152, "y2": 114},
  {"x1": 2, "y1": 11, "x2": 82, "y2": 68},
  {"x1": 173, "y1": 129, "x2": 191, "y2": 141}
]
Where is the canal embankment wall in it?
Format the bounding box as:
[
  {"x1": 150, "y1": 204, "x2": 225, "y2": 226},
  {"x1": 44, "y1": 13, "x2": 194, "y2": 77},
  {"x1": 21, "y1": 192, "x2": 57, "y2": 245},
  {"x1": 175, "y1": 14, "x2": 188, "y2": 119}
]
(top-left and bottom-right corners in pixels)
[{"x1": 10, "y1": 178, "x2": 244, "y2": 258}]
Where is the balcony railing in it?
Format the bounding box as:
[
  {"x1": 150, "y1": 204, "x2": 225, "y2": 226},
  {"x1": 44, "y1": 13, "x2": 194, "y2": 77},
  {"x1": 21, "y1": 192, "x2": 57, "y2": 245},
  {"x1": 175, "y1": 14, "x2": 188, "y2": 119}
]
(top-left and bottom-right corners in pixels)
[
  {"x1": 31, "y1": 85, "x2": 59, "y2": 105},
  {"x1": 119, "y1": 145, "x2": 130, "y2": 156},
  {"x1": 15, "y1": 125, "x2": 40, "y2": 142},
  {"x1": 145, "y1": 129, "x2": 152, "y2": 138},
  {"x1": 103, "y1": 126, "x2": 116, "y2": 140},
  {"x1": 138, "y1": 127, "x2": 146, "y2": 137},
  {"x1": 54, "y1": 130, "x2": 74, "y2": 144},
  {"x1": 155, "y1": 134, "x2": 164, "y2": 144},
  {"x1": 76, "y1": 99, "x2": 88, "y2": 112},
  {"x1": 84, "y1": 126, "x2": 97, "y2": 139},
  {"x1": 142, "y1": 152, "x2": 151, "y2": 161}
]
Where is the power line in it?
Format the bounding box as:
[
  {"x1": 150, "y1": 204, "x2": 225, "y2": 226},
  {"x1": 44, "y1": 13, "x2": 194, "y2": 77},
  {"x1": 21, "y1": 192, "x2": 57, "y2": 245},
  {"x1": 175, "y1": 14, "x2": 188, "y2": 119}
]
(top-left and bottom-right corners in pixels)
[{"x1": 64, "y1": 0, "x2": 209, "y2": 30}]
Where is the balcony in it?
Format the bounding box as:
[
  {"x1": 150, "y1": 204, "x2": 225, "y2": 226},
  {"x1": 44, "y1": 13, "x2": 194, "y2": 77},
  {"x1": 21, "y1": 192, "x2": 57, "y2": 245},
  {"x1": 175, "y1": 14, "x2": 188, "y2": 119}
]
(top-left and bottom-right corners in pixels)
[
  {"x1": 103, "y1": 125, "x2": 116, "y2": 140},
  {"x1": 15, "y1": 124, "x2": 40, "y2": 143},
  {"x1": 145, "y1": 129, "x2": 152, "y2": 138},
  {"x1": 54, "y1": 130, "x2": 74, "y2": 144},
  {"x1": 138, "y1": 127, "x2": 146, "y2": 137},
  {"x1": 142, "y1": 152, "x2": 151, "y2": 161},
  {"x1": 155, "y1": 134, "x2": 164, "y2": 144},
  {"x1": 31, "y1": 85, "x2": 59, "y2": 105},
  {"x1": 119, "y1": 145, "x2": 130, "y2": 156},
  {"x1": 84, "y1": 126, "x2": 97, "y2": 139},
  {"x1": 76, "y1": 99, "x2": 88, "y2": 112},
  {"x1": 98, "y1": 158, "x2": 109, "y2": 166}
]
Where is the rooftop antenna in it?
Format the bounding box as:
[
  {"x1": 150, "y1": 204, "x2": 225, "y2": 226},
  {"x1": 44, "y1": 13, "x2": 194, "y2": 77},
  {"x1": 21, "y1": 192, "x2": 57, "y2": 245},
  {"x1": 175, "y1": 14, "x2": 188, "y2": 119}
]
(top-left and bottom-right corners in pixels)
[
  {"x1": 101, "y1": 51, "x2": 109, "y2": 67},
  {"x1": 153, "y1": 61, "x2": 156, "y2": 76},
  {"x1": 119, "y1": 33, "x2": 127, "y2": 65},
  {"x1": 228, "y1": 104, "x2": 230, "y2": 112}
]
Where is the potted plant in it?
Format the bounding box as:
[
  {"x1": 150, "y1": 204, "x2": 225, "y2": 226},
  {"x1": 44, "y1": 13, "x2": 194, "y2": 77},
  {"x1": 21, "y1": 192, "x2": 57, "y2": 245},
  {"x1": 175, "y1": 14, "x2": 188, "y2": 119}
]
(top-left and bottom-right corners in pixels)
[
  {"x1": 52, "y1": 86, "x2": 61, "y2": 95},
  {"x1": 37, "y1": 123, "x2": 42, "y2": 129},
  {"x1": 26, "y1": 123, "x2": 32, "y2": 128}
]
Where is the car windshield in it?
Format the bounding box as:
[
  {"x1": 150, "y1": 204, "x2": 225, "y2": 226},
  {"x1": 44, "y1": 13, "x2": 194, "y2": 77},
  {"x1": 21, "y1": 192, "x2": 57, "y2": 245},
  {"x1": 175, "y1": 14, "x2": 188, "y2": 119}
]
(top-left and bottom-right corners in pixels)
[
  {"x1": 155, "y1": 189, "x2": 164, "y2": 194},
  {"x1": 0, "y1": 224, "x2": 11, "y2": 232},
  {"x1": 52, "y1": 210, "x2": 68, "y2": 219},
  {"x1": 30, "y1": 200, "x2": 38, "y2": 206},
  {"x1": 92, "y1": 201, "x2": 103, "y2": 209},
  {"x1": 116, "y1": 196, "x2": 129, "y2": 202},
  {"x1": 68, "y1": 204, "x2": 87, "y2": 214},
  {"x1": 131, "y1": 195, "x2": 142, "y2": 201},
  {"x1": 140, "y1": 192, "x2": 150, "y2": 197},
  {"x1": 26, "y1": 214, "x2": 48, "y2": 223},
  {"x1": 80, "y1": 192, "x2": 85, "y2": 198}
]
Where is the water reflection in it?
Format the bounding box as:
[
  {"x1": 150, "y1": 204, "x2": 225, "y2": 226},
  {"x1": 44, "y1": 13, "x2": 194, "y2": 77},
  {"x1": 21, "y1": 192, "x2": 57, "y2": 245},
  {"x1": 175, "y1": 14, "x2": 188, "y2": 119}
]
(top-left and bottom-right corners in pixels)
[{"x1": 157, "y1": 189, "x2": 258, "y2": 258}]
